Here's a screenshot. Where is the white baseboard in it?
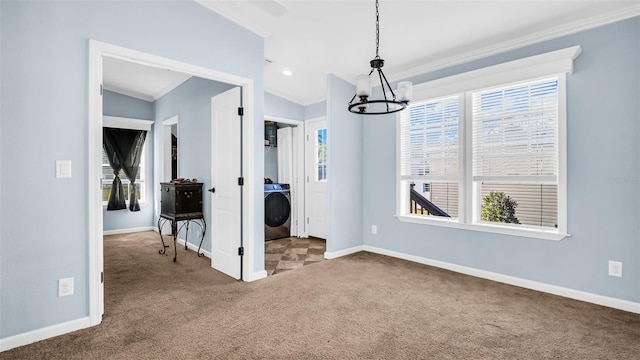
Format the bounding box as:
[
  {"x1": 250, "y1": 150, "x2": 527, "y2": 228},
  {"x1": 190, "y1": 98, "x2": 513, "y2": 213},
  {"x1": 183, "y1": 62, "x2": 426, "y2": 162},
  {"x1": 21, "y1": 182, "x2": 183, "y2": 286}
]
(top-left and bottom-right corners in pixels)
[
  {"x1": 0, "y1": 316, "x2": 91, "y2": 352},
  {"x1": 245, "y1": 270, "x2": 268, "y2": 282},
  {"x1": 324, "y1": 245, "x2": 364, "y2": 260},
  {"x1": 363, "y1": 245, "x2": 640, "y2": 314},
  {"x1": 175, "y1": 238, "x2": 212, "y2": 259},
  {"x1": 103, "y1": 226, "x2": 155, "y2": 236}
]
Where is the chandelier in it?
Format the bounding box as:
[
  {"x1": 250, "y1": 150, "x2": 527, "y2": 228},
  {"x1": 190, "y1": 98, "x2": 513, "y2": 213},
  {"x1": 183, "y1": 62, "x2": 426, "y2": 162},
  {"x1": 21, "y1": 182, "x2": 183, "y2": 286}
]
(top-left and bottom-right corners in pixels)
[{"x1": 348, "y1": 0, "x2": 412, "y2": 115}]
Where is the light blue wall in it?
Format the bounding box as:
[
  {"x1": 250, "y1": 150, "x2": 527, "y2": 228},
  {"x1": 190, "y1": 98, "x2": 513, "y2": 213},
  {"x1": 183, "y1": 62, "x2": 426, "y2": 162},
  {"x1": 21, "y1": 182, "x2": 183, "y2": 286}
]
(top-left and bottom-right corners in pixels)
[
  {"x1": 0, "y1": 0, "x2": 263, "y2": 339},
  {"x1": 154, "y1": 77, "x2": 235, "y2": 252},
  {"x1": 264, "y1": 146, "x2": 278, "y2": 182},
  {"x1": 326, "y1": 75, "x2": 363, "y2": 252},
  {"x1": 304, "y1": 101, "x2": 326, "y2": 120},
  {"x1": 102, "y1": 90, "x2": 155, "y2": 232},
  {"x1": 264, "y1": 92, "x2": 304, "y2": 120},
  {"x1": 362, "y1": 17, "x2": 640, "y2": 303},
  {"x1": 103, "y1": 90, "x2": 154, "y2": 120},
  {"x1": 263, "y1": 92, "x2": 305, "y2": 183}
]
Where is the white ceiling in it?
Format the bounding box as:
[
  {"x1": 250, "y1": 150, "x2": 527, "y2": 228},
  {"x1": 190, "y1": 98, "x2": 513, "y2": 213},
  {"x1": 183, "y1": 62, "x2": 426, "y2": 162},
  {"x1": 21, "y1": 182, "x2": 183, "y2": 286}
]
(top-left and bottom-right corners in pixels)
[
  {"x1": 104, "y1": 1, "x2": 639, "y2": 106},
  {"x1": 103, "y1": 57, "x2": 192, "y2": 102}
]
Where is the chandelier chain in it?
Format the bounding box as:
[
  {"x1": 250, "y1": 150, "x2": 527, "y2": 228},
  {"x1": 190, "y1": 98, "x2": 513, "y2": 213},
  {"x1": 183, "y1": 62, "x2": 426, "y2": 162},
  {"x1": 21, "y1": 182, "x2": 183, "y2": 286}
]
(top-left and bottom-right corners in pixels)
[
  {"x1": 375, "y1": 0, "x2": 380, "y2": 59},
  {"x1": 348, "y1": 0, "x2": 410, "y2": 115}
]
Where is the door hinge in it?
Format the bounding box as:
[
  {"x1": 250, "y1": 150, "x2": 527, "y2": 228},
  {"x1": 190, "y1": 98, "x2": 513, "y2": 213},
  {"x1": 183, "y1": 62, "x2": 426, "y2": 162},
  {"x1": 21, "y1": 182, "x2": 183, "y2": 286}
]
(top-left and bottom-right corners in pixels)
[
  {"x1": 307, "y1": 217, "x2": 309, "y2": 224},
  {"x1": 238, "y1": 177, "x2": 244, "y2": 186},
  {"x1": 100, "y1": 84, "x2": 103, "y2": 96},
  {"x1": 306, "y1": 134, "x2": 309, "y2": 141},
  {"x1": 101, "y1": 271, "x2": 104, "y2": 284},
  {"x1": 238, "y1": 247, "x2": 244, "y2": 256},
  {"x1": 238, "y1": 107, "x2": 244, "y2": 116}
]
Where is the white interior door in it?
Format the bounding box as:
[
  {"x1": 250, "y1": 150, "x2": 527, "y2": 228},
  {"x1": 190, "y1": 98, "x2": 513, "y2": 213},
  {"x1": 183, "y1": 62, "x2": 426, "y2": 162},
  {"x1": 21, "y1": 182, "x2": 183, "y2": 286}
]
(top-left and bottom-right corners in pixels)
[
  {"x1": 277, "y1": 127, "x2": 293, "y2": 184},
  {"x1": 305, "y1": 119, "x2": 327, "y2": 239},
  {"x1": 211, "y1": 87, "x2": 242, "y2": 279}
]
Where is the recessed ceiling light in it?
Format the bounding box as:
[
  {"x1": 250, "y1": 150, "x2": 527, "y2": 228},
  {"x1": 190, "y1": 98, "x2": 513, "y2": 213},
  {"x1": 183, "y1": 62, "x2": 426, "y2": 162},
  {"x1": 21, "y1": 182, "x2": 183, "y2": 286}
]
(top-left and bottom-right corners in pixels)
[{"x1": 282, "y1": 69, "x2": 293, "y2": 77}]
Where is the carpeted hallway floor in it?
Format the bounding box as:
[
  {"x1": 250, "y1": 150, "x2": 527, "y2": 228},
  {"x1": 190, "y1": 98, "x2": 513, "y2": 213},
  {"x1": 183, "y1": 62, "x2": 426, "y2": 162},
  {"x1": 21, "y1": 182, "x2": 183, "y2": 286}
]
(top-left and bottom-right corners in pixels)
[{"x1": 2, "y1": 231, "x2": 639, "y2": 359}]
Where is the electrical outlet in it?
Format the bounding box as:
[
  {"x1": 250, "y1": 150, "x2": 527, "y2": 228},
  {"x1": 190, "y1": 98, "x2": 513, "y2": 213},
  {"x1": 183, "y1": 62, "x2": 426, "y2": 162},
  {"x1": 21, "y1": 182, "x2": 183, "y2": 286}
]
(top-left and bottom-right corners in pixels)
[
  {"x1": 608, "y1": 261, "x2": 622, "y2": 278},
  {"x1": 58, "y1": 277, "x2": 74, "y2": 297},
  {"x1": 371, "y1": 225, "x2": 378, "y2": 235}
]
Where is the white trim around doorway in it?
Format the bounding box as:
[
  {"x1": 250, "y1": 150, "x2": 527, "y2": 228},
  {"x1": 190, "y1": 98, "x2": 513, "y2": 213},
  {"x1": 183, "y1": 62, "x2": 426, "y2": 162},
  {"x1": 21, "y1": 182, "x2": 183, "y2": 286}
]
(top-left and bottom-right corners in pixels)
[{"x1": 88, "y1": 39, "x2": 257, "y2": 328}]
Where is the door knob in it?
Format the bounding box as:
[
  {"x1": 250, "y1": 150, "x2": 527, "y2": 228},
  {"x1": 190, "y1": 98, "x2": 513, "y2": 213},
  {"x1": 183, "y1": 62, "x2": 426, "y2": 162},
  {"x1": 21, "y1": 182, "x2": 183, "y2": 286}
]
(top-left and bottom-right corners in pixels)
[{"x1": 208, "y1": 187, "x2": 215, "y2": 193}]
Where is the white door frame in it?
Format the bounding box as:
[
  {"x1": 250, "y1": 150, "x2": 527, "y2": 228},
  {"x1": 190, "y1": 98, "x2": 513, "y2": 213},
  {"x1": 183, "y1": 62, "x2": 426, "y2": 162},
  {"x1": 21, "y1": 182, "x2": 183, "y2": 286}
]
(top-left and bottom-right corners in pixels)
[
  {"x1": 264, "y1": 115, "x2": 305, "y2": 237},
  {"x1": 88, "y1": 40, "x2": 256, "y2": 327}
]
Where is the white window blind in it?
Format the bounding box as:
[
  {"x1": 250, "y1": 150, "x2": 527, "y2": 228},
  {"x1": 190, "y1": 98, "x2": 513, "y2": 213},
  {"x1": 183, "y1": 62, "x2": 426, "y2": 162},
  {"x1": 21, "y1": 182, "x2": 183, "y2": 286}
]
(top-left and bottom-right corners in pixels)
[
  {"x1": 400, "y1": 95, "x2": 460, "y2": 180},
  {"x1": 472, "y1": 77, "x2": 558, "y2": 182}
]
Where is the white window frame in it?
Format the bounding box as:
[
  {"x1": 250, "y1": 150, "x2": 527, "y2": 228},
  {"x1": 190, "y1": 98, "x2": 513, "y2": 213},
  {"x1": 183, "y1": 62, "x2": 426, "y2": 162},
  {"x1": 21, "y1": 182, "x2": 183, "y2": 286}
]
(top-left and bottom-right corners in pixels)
[
  {"x1": 396, "y1": 46, "x2": 581, "y2": 241},
  {"x1": 102, "y1": 116, "x2": 153, "y2": 207}
]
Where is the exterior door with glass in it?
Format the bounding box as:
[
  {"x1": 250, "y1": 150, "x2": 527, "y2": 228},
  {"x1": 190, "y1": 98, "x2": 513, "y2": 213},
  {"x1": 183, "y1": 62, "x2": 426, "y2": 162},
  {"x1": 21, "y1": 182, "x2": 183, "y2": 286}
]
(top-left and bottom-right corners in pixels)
[{"x1": 305, "y1": 119, "x2": 327, "y2": 239}]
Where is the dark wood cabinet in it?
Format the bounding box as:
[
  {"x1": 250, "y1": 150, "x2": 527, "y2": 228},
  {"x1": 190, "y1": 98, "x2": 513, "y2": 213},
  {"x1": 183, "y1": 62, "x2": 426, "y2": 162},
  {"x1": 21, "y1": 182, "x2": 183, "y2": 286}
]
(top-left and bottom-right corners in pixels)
[
  {"x1": 158, "y1": 182, "x2": 206, "y2": 262},
  {"x1": 160, "y1": 182, "x2": 203, "y2": 220}
]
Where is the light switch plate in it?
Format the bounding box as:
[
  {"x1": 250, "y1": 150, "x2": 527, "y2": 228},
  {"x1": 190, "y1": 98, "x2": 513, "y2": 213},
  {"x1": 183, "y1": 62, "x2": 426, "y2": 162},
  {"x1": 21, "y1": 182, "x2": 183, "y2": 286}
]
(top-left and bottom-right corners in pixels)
[{"x1": 56, "y1": 160, "x2": 72, "y2": 178}]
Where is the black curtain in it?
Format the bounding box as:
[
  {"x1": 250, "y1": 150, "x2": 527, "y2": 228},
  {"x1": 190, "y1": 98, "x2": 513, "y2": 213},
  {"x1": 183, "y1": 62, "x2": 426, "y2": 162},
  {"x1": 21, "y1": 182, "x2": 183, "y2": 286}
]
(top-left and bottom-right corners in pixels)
[{"x1": 103, "y1": 128, "x2": 148, "y2": 211}]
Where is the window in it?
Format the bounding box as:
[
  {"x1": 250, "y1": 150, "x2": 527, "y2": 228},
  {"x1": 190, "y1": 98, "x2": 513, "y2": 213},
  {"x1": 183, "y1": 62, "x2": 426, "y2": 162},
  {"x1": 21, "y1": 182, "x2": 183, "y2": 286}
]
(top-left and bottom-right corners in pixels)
[
  {"x1": 101, "y1": 143, "x2": 147, "y2": 205},
  {"x1": 472, "y1": 78, "x2": 559, "y2": 228},
  {"x1": 316, "y1": 128, "x2": 328, "y2": 181},
  {"x1": 397, "y1": 46, "x2": 579, "y2": 240},
  {"x1": 102, "y1": 116, "x2": 153, "y2": 207},
  {"x1": 400, "y1": 95, "x2": 460, "y2": 218}
]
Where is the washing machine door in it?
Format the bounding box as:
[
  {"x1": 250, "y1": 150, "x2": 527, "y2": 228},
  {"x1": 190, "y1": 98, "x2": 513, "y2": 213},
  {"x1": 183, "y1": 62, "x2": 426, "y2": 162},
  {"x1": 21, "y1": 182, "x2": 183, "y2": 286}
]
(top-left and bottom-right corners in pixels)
[{"x1": 265, "y1": 192, "x2": 291, "y2": 227}]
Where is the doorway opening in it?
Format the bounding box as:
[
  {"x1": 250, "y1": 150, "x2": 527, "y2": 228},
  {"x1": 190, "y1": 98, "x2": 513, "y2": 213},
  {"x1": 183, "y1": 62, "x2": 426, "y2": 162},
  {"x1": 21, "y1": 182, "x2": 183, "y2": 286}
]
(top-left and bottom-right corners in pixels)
[
  {"x1": 88, "y1": 40, "x2": 257, "y2": 327},
  {"x1": 262, "y1": 116, "x2": 326, "y2": 276}
]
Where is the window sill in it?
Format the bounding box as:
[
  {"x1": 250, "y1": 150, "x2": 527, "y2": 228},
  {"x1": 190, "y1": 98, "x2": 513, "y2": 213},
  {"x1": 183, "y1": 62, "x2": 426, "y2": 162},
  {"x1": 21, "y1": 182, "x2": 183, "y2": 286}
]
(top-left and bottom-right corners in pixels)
[
  {"x1": 102, "y1": 202, "x2": 149, "y2": 210},
  {"x1": 395, "y1": 214, "x2": 569, "y2": 241}
]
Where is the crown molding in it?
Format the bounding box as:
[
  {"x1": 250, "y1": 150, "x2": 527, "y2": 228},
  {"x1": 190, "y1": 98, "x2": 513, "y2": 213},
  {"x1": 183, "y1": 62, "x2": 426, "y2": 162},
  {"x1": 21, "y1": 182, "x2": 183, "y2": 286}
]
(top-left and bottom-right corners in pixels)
[
  {"x1": 103, "y1": 74, "x2": 191, "y2": 102},
  {"x1": 151, "y1": 74, "x2": 192, "y2": 101},
  {"x1": 389, "y1": 5, "x2": 640, "y2": 82},
  {"x1": 264, "y1": 86, "x2": 307, "y2": 106},
  {"x1": 102, "y1": 84, "x2": 154, "y2": 102}
]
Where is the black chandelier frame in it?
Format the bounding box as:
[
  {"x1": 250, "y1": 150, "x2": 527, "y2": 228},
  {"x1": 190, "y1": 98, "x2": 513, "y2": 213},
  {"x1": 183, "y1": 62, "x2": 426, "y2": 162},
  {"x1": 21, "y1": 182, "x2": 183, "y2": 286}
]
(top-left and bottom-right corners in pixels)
[{"x1": 348, "y1": 0, "x2": 409, "y2": 115}]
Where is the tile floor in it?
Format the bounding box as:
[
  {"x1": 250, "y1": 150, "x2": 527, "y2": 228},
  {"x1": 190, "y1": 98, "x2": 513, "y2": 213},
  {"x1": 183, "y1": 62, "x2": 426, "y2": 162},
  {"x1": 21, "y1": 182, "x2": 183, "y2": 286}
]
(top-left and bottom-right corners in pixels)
[{"x1": 265, "y1": 237, "x2": 326, "y2": 276}]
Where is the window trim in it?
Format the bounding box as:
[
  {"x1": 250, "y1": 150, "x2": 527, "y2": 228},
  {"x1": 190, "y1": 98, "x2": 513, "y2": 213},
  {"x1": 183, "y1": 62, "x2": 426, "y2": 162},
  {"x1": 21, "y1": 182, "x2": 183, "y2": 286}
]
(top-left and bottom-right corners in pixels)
[
  {"x1": 102, "y1": 116, "x2": 153, "y2": 207},
  {"x1": 396, "y1": 46, "x2": 580, "y2": 241}
]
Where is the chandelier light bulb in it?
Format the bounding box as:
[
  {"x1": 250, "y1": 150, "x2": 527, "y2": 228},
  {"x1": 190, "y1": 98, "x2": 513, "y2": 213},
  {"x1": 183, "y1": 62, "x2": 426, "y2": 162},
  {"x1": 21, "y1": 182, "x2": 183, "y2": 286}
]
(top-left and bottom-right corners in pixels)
[
  {"x1": 397, "y1": 81, "x2": 412, "y2": 103},
  {"x1": 356, "y1": 74, "x2": 372, "y2": 97}
]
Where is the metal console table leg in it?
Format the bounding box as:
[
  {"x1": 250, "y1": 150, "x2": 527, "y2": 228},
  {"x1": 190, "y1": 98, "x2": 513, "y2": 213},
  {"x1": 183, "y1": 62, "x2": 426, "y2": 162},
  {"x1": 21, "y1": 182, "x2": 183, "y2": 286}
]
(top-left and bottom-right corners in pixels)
[
  {"x1": 158, "y1": 216, "x2": 206, "y2": 262},
  {"x1": 157, "y1": 217, "x2": 170, "y2": 255}
]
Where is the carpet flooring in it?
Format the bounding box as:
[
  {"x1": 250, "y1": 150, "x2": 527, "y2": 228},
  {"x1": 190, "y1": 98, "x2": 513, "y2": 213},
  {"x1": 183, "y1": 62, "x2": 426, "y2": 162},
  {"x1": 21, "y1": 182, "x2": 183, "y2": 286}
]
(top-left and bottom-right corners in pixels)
[{"x1": 2, "y1": 231, "x2": 639, "y2": 359}]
